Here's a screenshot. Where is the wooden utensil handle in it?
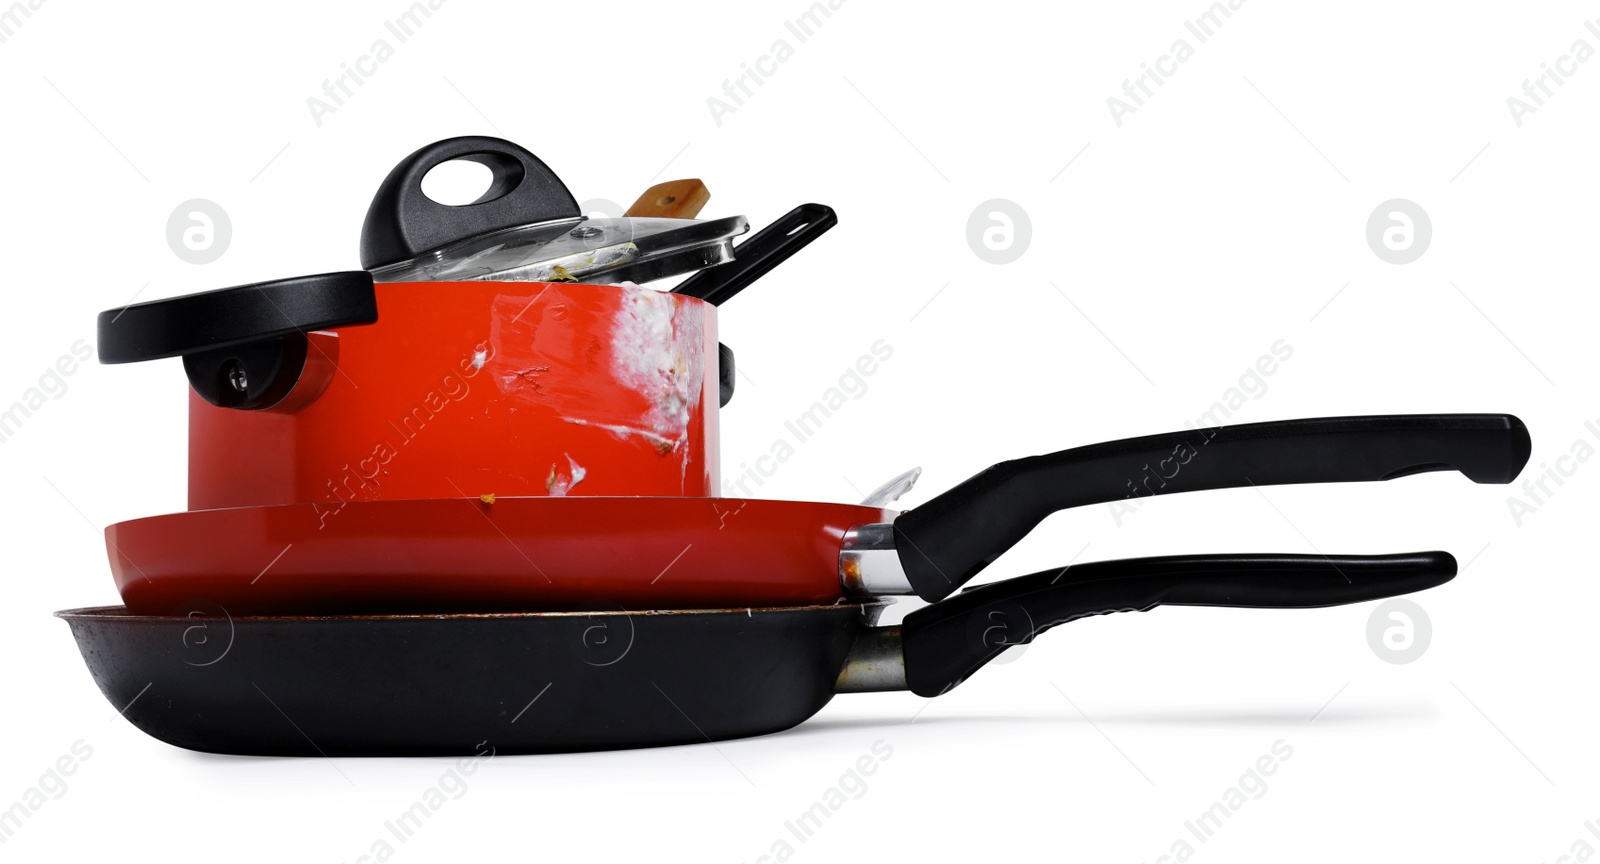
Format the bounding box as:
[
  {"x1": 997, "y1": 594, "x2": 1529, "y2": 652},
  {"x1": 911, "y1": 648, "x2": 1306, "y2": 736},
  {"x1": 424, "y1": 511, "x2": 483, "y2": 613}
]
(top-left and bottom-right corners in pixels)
[{"x1": 624, "y1": 179, "x2": 711, "y2": 219}]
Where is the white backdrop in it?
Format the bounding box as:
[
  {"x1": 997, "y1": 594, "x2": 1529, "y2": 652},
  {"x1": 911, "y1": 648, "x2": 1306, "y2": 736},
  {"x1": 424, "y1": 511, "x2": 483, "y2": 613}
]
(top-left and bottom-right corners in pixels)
[{"x1": 2, "y1": 1, "x2": 1595, "y2": 861}]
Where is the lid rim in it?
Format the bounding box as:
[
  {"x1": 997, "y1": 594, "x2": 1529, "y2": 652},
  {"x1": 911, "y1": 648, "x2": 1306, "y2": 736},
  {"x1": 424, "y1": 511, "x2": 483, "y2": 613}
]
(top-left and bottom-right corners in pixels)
[{"x1": 371, "y1": 215, "x2": 750, "y2": 286}]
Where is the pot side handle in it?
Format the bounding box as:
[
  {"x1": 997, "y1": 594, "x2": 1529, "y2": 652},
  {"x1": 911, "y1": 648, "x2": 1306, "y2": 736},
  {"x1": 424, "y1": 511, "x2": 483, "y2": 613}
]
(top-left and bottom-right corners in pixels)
[
  {"x1": 96, "y1": 271, "x2": 377, "y2": 411},
  {"x1": 899, "y1": 551, "x2": 1456, "y2": 697}
]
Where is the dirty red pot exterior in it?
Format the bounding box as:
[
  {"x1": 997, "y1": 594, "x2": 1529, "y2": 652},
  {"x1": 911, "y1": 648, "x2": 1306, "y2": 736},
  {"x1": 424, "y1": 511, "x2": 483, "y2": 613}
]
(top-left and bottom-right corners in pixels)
[{"x1": 188, "y1": 279, "x2": 720, "y2": 510}]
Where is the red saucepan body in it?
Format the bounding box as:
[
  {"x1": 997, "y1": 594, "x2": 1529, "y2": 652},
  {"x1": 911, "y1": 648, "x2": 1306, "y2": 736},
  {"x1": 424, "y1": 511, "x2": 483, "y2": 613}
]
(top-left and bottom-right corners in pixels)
[{"x1": 188, "y1": 280, "x2": 721, "y2": 510}]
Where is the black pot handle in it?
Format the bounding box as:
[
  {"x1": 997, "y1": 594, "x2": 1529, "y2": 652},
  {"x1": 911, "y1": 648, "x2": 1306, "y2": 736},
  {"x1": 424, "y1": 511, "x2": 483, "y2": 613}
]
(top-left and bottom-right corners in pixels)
[
  {"x1": 894, "y1": 414, "x2": 1530, "y2": 602},
  {"x1": 97, "y1": 272, "x2": 377, "y2": 410},
  {"x1": 359, "y1": 136, "x2": 580, "y2": 271},
  {"x1": 672, "y1": 203, "x2": 837, "y2": 305},
  {"x1": 718, "y1": 343, "x2": 735, "y2": 408},
  {"x1": 901, "y1": 551, "x2": 1455, "y2": 696}
]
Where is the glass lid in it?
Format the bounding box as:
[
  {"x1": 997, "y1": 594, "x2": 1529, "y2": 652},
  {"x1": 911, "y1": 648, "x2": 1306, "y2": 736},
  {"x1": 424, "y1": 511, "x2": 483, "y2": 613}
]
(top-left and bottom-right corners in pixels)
[{"x1": 370, "y1": 215, "x2": 749, "y2": 285}]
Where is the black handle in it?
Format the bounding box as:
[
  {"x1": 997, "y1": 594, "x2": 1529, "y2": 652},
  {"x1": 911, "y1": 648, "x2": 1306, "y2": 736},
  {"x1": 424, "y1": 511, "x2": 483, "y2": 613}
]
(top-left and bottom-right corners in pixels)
[
  {"x1": 359, "y1": 136, "x2": 580, "y2": 271},
  {"x1": 98, "y1": 272, "x2": 377, "y2": 363},
  {"x1": 895, "y1": 414, "x2": 1530, "y2": 602},
  {"x1": 901, "y1": 551, "x2": 1456, "y2": 696},
  {"x1": 97, "y1": 272, "x2": 377, "y2": 410},
  {"x1": 671, "y1": 203, "x2": 837, "y2": 305},
  {"x1": 718, "y1": 343, "x2": 735, "y2": 408}
]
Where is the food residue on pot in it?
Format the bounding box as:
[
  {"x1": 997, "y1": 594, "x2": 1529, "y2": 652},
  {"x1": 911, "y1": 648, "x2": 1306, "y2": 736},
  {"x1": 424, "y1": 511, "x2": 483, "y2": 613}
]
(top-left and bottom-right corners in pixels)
[
  {"x1": 484, "y1": 283, "x2": 708, "y2": 488},
  {"x1": 608, "y1": 288, "x2": 704, "y2": 449},
  {"x1": 546, "y1": 453, "x2": 587, "y2": 496}
]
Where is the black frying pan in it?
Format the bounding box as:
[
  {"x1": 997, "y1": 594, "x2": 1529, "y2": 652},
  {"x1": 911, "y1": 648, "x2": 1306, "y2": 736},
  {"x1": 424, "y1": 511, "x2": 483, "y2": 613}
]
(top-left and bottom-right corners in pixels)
[{"x1": 60, "y1": 551, "x2": 1454, "y2": 756}]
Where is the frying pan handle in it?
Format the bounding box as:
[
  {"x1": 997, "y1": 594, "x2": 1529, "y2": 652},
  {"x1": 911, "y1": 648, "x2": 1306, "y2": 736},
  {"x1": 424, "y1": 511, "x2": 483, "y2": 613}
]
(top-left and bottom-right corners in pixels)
[
  {"x1": 891, "y1": 414, "x2": 1529, "y2": 602},
  {"x1": 899, "y1": 551, "x2": 1456, "y2": 697},
  {"x1": 671, "y1": 203, "x2": 837, "y2": 305},
  {"x1": 359, "y1": 136, "x2": 580, "y2": 271}
]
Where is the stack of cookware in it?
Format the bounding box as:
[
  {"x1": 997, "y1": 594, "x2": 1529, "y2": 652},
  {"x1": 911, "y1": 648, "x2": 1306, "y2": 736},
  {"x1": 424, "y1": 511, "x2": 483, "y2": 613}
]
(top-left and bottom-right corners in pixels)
[{"x1": 58, "y1": 137, "x2": 1533, "y2": 755}]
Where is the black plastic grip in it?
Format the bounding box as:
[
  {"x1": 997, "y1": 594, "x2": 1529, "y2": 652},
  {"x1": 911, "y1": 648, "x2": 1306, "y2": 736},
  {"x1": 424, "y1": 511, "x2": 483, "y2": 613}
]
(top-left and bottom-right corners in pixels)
[
  {"x1": 671, "y1": 203, "x2": 836, "y2": 305},
  {"x1": 97, "y1": 272, "x2": 377, "y2": 364},
  {"x1": 895, "y1": 414, "x2": 1530, "y2": 603},
  {"x1": 359, "y1": 136, "x2": 580, "y2": 271},
  {"x1": 900, "y1": 551, "x2": 1456, "y2": 697},
  {"x1": 718, "y1": 343, "x2": 735, "y2": 408}
]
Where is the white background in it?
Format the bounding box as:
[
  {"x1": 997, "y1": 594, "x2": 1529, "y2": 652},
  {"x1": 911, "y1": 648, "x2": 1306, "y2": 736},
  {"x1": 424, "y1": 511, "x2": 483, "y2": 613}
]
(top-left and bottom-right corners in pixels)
[{"x1": 2, "y1": 0, "x2": 1595, "y2": 861}]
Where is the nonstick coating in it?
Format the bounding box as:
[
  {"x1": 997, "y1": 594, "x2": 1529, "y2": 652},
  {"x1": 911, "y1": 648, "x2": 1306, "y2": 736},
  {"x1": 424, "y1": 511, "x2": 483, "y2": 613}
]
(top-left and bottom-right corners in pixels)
[{"x1": 59, "y1": 603, "x2": 884, "y2": 756}]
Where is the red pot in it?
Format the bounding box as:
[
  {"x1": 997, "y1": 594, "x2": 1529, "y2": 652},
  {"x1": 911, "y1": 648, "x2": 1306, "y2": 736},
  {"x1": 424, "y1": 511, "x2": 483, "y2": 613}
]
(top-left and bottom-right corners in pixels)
[
  {"x1": 100, "y1": 137, "x2": 751, "y2": 510},
  {"x1": 187, "y1": 279, "x2": 721, "y2": 510}
]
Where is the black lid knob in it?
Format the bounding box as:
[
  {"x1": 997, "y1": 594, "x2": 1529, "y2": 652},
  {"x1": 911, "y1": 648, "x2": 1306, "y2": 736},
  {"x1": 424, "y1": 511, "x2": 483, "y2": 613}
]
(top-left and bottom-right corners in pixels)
[{"x1": 359, "y1": 136, "x2": 580, "y2": 271}]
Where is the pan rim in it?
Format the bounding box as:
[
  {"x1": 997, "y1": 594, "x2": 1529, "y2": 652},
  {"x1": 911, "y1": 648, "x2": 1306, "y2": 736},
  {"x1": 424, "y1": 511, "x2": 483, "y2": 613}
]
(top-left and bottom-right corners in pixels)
[
  {"x1": 107, "y1": 494, "x2": 899, "y2": 526},
  {"x1": 54, "y1": 601, "x2": 892, "y2": 622}
]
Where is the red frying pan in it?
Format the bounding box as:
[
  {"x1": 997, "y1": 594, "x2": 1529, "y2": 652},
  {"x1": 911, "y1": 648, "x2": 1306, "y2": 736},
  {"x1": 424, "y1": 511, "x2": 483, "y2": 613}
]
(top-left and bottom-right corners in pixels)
[{"x1": 106, "y1": 413, "x2": 1529, "y2": 615}]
